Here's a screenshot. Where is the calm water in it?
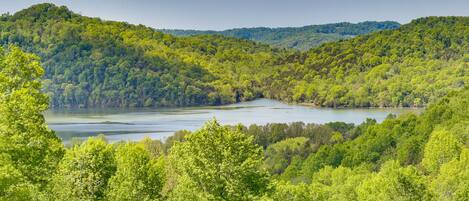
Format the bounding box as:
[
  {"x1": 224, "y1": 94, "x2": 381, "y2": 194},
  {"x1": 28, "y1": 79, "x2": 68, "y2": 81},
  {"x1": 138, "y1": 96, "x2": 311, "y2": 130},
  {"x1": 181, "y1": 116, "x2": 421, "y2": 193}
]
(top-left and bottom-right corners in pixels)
[{"x1": 44, "y1": 99, "x2": 422, "y2": 143}]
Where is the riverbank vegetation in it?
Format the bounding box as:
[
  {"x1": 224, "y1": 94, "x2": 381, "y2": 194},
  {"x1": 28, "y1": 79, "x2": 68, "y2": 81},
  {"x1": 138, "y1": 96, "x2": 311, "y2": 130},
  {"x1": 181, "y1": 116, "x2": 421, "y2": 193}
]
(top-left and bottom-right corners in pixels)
[
  {"x1": 1, "y1": 45, "x2": 468, "y2": 200},
  {"x1": 0, "y1": 4, "x2": 467, "y2": 108}
]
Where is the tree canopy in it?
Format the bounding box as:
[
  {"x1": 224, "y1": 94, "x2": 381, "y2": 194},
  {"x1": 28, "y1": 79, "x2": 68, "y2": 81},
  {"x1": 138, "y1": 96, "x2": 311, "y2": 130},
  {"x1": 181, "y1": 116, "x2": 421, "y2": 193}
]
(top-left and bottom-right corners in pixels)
[
  {"x1": 161, "y1": 21, "x2": 400, "y2": 50},
  {"x1": 0, "y1": 46, "x2": 63, "y2": 197},
  {"x1": 0, "y1": 4, "x2": 466, "y2": 108}
]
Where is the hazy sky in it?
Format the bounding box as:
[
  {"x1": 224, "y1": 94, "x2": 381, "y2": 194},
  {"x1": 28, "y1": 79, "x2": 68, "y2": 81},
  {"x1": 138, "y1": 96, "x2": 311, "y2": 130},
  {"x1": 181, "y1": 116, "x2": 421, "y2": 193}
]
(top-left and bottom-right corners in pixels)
[{"x1": 2, "y1": 0, "x2": 468, "y2": 30}]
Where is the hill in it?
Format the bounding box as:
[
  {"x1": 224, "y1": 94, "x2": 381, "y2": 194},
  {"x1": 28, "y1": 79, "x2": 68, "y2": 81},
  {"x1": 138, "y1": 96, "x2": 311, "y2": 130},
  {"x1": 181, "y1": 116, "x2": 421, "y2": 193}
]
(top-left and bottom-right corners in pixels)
[
  {"x1": 0, "y1": 3, "x2": 284, "y2": 108},
  {"x1": 161, "y1": 21, "x2": 401, "y2": 50},
  {"x1": 0, "y1": 4, "x2": 467, "y2": 108},
  {"x1": 265, "y1": 16, "x2": 469, "y2": 107}
]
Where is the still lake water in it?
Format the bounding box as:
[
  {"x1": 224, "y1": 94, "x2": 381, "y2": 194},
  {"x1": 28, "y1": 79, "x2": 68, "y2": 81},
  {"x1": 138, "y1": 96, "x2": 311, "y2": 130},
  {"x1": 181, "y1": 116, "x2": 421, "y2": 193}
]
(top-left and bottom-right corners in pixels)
[{"x1": 44, "y1": 99, "x2": 422, "y2": 143}]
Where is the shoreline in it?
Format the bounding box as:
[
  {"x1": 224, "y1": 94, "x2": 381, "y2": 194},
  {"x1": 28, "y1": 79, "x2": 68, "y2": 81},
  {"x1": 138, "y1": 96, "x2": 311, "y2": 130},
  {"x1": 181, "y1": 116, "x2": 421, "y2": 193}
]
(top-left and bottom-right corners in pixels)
[{"x1": 47, "y1": 98, "x2": 427, "y2": 110}]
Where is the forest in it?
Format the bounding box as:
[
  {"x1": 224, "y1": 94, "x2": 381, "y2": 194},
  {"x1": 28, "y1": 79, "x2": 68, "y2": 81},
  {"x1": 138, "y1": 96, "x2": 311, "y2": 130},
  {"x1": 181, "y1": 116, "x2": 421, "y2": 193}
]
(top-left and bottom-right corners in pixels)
[
  {"x1": 161, "y1": 21, "x2": 400, "y2": 50},
  {"x1": 0, "y1": 3, "x2": 469, "y2": 200},
  {"x1": 0, "y1": 4, "x2": 466, "y2": 108},
  {"x1": 0, "y1": 3, "x2": 282, "y2": 108},
  {"x1": 0, "y1": 45, "x2": 468, "y2": 200},
  {"x1": 267, "y1": 16, "x2": 469, "y2": 107}
]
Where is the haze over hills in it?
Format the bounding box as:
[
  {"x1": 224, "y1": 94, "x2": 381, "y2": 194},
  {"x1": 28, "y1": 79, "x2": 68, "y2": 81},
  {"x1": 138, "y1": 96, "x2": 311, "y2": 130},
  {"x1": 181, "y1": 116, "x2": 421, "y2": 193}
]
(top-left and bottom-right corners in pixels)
[
  {"x1": 0, "y1": 3, "x2": 467, "y2": 108},
  {"x1": 161, "y1": 21, "x2": 401, "y2": 50}
]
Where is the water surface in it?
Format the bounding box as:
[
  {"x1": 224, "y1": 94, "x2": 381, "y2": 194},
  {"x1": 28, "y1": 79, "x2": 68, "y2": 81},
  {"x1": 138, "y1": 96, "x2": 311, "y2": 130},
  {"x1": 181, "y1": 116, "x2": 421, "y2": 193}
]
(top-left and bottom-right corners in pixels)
[{"x1": 45, "y1": 99, "x2": 422, "y2": 143}]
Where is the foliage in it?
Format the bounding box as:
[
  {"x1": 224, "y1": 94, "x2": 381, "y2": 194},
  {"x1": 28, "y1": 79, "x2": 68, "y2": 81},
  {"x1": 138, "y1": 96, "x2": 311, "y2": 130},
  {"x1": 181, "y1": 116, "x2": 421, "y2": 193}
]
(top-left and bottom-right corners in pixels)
[
  {"x1": 0, "y1": 153, "x2": 43, "y2": 200},
  {"x1": 0, "y1": 3, "x2": 281, "y2": 108},
  {"x1": 421, "y1": 129, "x2": 461, "y2": 174},
  {"x1": 50, "y1": 137, "x2": 115, "y2": 201},
  {"x1": 106, "y1": 143, "x2": 165, "y2": 201},
  {"x1": 268, "y1": 17, "x2": 469, "y2": 107},
  {"x1": 264, "y1": 181, "x2": 317, "y2": 200},
  {"x1": 169, "y1": 120, "x2": 270, "y2": 200},
  {"x1": 263, "y1": 137, "x2": 310, "y2": 175},
  {"x1": 356, "y1": 161, "x2": 430, "y2": 201},
  {"x1": 0, "y1": 4, "x2": 468, "y2": 201},
  {"x1": 0, "y1": 46, "x2": 63, "y2": 199},
  {"x1": 2, "y1": 4, "x2": 466, "y2": 109},
  {"x1": 240, "y1": 121, "x2": 352, "y2": 149},
  {"x1": 431, "y1": 148, "x2": 469, "y2": 200},
  {"x1": 1, "y1": 80, "x2": 469, "y2": 201},
  {"x1": 162, "y1": 21, "x2": 400, "y2": 50}
]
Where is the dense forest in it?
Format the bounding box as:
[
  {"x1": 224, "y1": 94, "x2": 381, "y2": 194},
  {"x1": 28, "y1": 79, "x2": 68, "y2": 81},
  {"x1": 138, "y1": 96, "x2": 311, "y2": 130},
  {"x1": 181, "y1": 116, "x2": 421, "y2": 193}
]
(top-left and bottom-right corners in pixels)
[
  {"x1": 268, "y1": 17, "x2": 469, "y2": 107},
  {"x1": 0, "y1": 4, "x2": 466, "y2": 108},
  {"x1": 161, "y1": 21, "x2": 400, "y2": 50},
  {"x1": 1, "y1": 45, "x2": 468, "y2": 200},
  {"x1": 0, "y1": 4, "x2": 283, "y2": 108}
]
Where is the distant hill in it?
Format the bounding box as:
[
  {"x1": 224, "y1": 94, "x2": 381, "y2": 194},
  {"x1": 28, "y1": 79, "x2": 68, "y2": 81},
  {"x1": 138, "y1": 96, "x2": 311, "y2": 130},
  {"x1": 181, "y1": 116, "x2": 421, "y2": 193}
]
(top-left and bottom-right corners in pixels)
[{"x1": 161, "y1": 21, "x2": 401, "y2": 50}]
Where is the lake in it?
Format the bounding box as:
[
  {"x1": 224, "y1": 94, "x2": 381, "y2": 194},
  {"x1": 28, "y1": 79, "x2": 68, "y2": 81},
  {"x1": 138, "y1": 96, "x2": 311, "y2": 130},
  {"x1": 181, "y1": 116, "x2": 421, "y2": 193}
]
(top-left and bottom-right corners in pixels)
[{"x1": 44, "y1": 99, "x2": 422, "y2": 143}]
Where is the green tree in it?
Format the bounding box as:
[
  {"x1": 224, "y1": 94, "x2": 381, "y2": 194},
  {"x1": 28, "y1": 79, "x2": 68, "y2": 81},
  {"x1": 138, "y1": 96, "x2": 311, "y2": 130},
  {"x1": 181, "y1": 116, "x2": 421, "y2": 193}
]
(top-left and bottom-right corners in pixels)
[
  {"x1": 0, "y1": 46, "x2": 63, "y2": 187},
  {"x1": 169, "y1": 120, "x2": 269, "y2": 200},
  {"x1": 309, "y1": 166, "x2": 371, "y2": 201},
  {"x1": 422, "y1": 129, "x2": 461, "y2": 174},
  {"x1": 263, "y1": 137, "x2": 310, "y2": 175},
  {"x1": 50, "y1": 137, "x2": 115, "y2": 201},
  {"x1": 357, "y1": 160, "x2": 430, "y2": 201},
  {"x1": 265, "y1": 181, "x2": 317, "y2": 201},
  {"x1": 431, "y1": 148, "x2": 469, "y2": 201},
  {"x1": 106, "y1": 143, "x2": 165, "y2": 201},
  {"x1": 0, "y1": 152, "x2": 43, "y2": 200}
]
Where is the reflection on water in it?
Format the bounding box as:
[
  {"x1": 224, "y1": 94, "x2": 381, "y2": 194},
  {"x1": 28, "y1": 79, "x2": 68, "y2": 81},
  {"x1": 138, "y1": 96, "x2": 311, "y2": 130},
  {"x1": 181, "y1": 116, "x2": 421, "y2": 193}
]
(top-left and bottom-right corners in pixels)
[{"x1": 44, "y1": 99, "x2": 422, "y2": 143}]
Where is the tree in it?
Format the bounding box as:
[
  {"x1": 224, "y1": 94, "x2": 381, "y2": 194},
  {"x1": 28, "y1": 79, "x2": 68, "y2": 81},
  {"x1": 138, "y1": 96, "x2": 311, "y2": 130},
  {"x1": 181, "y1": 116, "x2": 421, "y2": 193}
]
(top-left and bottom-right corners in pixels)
[
  {"x1": 0, "y1": 46, "x2": 64, "y2": 187},
  {"x1": 50, "y1": 137, "x2": 115, "y2": 201},
  {"x1": 265, "y1": 181, "x2": 317, "y2": 201},
  {"x1": 357, "y1": 160, "x2": 430, "y2": 201},
  {"x1": 140, "y1": 136, "x2": 165, "y2": 157},
  {"x1": 430, "y1": 148, "x2": 469, "y2": 201},
  {"x1": 263, "y1": 137, "x2": 310, "y2": 175},
  {"x1": 0, "y1": 151, "x2": 43, "y2": 200},
  {"x1": 169, "y1": 120, "x2": 270, "y2": 200},
  {"x1": 309, "y1": 166, "x2": 371, "y2": 201},
  {"x1": 422, "y1": 129, "x2": 461, "y2": 174},
  {"x1": 106, "y1": 143, "x2": 165, "y2": 201}
]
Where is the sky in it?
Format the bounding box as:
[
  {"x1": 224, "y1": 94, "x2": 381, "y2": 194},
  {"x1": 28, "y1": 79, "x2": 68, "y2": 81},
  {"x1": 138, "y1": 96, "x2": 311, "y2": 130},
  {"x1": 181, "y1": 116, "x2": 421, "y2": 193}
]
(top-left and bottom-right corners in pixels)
[{"x1": 1, "y1": 0, "x2": 468, "y2": 30}]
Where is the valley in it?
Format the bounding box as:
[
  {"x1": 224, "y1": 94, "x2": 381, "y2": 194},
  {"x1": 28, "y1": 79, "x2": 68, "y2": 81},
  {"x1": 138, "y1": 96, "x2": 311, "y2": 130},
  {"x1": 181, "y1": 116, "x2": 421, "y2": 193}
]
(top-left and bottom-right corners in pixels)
[{"x1": 0, "y1": 2, "x2": 467, "y2": 201}]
